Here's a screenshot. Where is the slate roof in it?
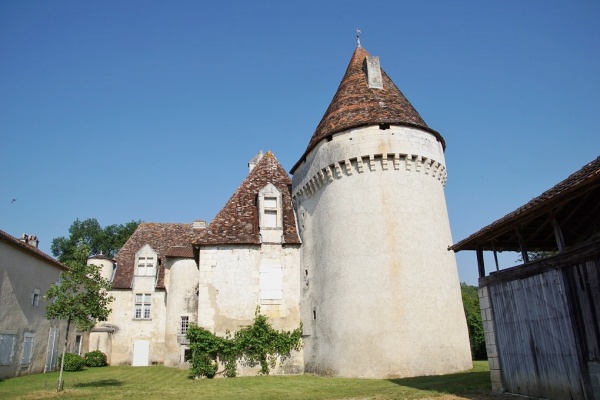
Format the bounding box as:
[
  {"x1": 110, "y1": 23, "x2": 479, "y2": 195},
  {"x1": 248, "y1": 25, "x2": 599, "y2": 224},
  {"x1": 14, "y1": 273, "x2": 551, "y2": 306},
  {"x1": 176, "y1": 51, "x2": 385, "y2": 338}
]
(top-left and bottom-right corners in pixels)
[
  {"x1": 112, "y1": 223, "x2": 196, "y2": 289},
  {"x1": 292, "y1": 46, "x2": 444, "y2": 173},
  {"x1": 194, "y1": 151, "x2": 301, "y2": 246},
  {"x1": 451, "y1": 156, "x2": 600, "y2": 252},
  {"x1": 0, "y1": 229, "x2": 67, "y2": 271}
]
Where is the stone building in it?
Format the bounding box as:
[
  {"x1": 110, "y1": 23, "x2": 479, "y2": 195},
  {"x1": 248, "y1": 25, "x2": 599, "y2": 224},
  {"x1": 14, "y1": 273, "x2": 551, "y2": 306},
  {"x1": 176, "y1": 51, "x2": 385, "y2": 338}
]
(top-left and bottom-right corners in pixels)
[
  {"x1": 0, "y1": 230, "x2": 76, "y2": 378},
  {"x1": 96, "y1": 42, "x2": 471, "y2": 378}
]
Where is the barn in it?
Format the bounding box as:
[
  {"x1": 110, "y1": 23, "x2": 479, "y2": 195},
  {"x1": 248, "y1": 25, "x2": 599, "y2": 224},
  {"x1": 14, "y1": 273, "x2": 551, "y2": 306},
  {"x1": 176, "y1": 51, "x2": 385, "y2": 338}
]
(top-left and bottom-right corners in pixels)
[{"x1": 451, "y1": 156, "x2": 600, "y2": 399}]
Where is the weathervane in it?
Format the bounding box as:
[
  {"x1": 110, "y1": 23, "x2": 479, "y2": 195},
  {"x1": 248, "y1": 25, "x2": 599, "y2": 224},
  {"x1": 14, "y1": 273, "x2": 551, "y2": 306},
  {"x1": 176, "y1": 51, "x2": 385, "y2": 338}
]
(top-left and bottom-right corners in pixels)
[{"x1": 356, "y1": 29, "x2": 362, "y2": 48}]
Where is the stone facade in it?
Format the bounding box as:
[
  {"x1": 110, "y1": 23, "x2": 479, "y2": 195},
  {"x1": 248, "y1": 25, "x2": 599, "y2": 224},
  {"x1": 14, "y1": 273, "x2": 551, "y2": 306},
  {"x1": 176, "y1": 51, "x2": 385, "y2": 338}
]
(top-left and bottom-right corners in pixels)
[
  {"x1": 0, "y1": 230, "x2": 77, "y2": 378},
  {"x1": 292, "y1": 124, "x2": 471, "y2": 378},
  {"x1": 96, "y1": 44, "x2": 471, "y2": 379}
]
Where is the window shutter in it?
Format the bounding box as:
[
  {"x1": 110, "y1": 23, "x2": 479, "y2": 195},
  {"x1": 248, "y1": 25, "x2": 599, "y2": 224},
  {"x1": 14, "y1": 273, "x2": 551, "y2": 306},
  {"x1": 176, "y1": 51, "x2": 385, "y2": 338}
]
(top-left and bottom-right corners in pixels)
[{"x1": 260, "y1": 265, "x2": 282, "y2": 300}]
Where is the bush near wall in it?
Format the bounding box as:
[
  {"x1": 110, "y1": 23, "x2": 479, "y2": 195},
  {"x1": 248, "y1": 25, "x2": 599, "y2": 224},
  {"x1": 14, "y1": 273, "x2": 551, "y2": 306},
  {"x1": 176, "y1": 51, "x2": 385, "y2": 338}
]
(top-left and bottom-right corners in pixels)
[
  {"x1": 84, "y1": 350, "x2": 108, "y2": 367},
  {"x1": 60, "y1": 353, "x2": 86, "y2": 371}
]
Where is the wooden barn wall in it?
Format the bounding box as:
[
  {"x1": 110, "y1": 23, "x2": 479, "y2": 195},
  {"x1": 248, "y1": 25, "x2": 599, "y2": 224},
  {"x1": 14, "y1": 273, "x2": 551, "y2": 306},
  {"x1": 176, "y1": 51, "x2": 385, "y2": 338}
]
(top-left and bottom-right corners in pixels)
[
  {"x1": 564, "y1": 257, "x2": 600, "y2": 363},
  {"x1": 490, "y1": 270, "x2": 583, "y2": 399}
]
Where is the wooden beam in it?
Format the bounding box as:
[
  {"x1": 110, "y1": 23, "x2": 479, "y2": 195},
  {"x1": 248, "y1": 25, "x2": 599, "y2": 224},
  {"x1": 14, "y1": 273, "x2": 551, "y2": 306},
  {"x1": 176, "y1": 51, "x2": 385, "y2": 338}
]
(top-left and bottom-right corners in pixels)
[
  {"x1": 476, "y1": 247, "x2": 485, "y2": 278},
  {"x1": 491, "y1": 241, "x2": 500, "y2": 272},
  {"x1": 550, "y1": 211, "x2": 566, "y2": 252},
  {"x1": 515, "y1": 228, "x2": 529, "y2": 263}
]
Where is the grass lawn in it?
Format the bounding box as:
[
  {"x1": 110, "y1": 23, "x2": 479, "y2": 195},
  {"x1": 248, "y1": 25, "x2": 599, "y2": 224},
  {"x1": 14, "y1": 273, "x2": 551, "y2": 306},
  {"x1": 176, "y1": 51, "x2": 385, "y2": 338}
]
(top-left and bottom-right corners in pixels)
[{"x1": 0, "y1": 361, "x2": 507, "y2": 400}]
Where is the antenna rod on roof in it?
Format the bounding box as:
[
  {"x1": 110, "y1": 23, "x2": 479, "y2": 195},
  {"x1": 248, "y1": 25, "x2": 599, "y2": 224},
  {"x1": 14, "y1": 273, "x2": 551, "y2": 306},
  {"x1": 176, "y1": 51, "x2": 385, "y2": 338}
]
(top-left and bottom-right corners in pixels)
[{"x1": 356, "y1": 29, "x2": 362, "y2": 48}]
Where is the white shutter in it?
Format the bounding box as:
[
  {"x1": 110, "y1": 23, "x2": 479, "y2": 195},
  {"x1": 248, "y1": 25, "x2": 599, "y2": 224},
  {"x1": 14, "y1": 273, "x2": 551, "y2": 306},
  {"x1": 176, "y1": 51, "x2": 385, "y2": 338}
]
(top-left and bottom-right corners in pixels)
[
  {"x1": 0, "y1": 334, "x2": 16, "y2": 364},
  {"x1": 260, "y1": 265, "x2": 282, "y2": 300}
]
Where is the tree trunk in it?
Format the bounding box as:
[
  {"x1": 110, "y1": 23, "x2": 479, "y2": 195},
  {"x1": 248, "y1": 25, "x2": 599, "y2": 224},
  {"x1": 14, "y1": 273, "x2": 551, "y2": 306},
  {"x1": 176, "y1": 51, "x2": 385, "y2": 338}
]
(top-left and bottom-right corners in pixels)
[{"x1": 57, "y1": 317, "x2": 70, "y2": 392}]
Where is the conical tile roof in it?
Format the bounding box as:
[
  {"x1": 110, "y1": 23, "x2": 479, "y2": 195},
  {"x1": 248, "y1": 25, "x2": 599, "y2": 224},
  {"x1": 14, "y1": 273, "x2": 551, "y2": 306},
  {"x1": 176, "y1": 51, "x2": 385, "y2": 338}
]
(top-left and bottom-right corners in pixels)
[{"x1": 293, "y1": 46, "x2": 444, "y2": 172}]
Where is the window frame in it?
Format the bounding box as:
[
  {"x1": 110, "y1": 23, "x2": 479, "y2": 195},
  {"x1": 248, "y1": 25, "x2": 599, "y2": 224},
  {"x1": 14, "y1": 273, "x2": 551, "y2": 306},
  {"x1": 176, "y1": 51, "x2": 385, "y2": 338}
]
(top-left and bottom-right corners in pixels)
[
  {"x1": 134, "y1": 293, "x2": 152, "y2": 320},
  {"x1": 259, "y1": 264, "x2": 283, "y2": 302},
  {"x1": 180, "y1": 316, "x2": 189, "y2": 335},
  {"x1": 136, "y1": 256, "x2": 156, "y2": 276},
  {"x1": 0, "y1": 333, "x2": 17, "y2": 365},
  {"x1": 258, "y1": 184, "x2": 283, "y2": 231},
  {"x1": 20, "y1": 333, "x2": 34, "y2": 366},
  {"x1": 31, "y1": 288, "x2": 41, "y2": 307}
]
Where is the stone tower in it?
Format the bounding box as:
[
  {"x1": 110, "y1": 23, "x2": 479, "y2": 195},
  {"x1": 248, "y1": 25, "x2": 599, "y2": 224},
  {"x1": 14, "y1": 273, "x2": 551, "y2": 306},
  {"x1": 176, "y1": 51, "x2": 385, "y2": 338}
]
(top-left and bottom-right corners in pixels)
[{"x1": 291, "y1": 44, "x2": 472, "y2": 378}]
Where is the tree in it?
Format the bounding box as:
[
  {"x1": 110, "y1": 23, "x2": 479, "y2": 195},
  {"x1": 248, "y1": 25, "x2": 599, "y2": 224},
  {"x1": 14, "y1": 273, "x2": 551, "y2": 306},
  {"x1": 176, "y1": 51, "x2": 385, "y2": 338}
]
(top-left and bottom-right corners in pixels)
[
  {"x1": 44, "y1": 243, "x2": 114, "y2": 391},
  {"x1": 51, "y1": 218, "x2": 139, "y2": 263},
  {"x1": 460, "y1": 283, "x2": 487, "y2": 360}
]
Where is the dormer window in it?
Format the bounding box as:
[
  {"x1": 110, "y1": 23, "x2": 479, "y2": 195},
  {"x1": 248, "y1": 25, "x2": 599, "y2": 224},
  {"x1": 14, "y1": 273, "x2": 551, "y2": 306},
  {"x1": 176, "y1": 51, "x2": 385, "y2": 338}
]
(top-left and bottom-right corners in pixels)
[
  {"x1": 137, "y1": 256, "x2": 155, "y2": 276},
  {"x1": 263, "y1": 197, "x2": 278, "y2": 228},
  {"x1": 258, "y1": 184, "x2": 282, "y2": 230},
  {"x1": 134, "y1": 244, "x2": 158, "y2": 277}
]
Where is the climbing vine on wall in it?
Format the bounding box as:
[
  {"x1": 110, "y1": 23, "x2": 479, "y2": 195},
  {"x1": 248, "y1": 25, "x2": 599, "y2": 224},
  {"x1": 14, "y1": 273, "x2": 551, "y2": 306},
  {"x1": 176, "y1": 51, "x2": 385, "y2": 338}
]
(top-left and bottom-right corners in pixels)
[{"x1": 186, "y1": 307, "x2": 303, "y2": 378}]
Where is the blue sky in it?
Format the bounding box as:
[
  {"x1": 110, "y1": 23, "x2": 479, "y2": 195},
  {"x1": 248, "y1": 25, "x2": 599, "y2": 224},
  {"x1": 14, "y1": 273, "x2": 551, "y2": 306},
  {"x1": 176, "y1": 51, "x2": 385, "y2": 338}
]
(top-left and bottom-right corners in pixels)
[{"x1": 1, "y1": 1, "x2": 599, "y2": 285}]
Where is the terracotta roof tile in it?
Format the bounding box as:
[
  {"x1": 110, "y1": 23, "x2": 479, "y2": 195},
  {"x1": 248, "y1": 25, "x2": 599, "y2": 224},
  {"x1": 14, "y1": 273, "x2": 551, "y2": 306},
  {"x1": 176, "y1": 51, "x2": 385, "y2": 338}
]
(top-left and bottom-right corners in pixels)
[
  {"x1": 0, "y1": 229, "x2": 67, "y2": 271},
  {"x1": 194, "y1": 151, "x2": 301, "y2": 246},
  {"x1": 165, "y1": 245, "x2": 194, "y2": 258},
  {"x1": 112, "y1": 223, "x2": 196, "y2": 289},
  {"x1": 293, "y1": 46, "x2": 444, "y2": 172}
]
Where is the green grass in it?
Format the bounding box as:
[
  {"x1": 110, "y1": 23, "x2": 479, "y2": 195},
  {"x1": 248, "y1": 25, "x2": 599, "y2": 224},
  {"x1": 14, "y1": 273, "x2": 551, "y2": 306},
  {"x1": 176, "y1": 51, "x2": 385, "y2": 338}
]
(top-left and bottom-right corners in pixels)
[{"x1": 0, "y1": 361, "x2": 493, "y2": 400}]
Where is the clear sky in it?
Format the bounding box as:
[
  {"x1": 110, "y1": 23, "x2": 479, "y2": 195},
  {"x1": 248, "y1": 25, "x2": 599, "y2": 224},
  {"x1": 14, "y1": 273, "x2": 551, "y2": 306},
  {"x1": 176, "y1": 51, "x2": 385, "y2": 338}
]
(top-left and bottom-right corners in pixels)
[{"x1": 1, "y1": 1, "x2": 599, "y2": 285}]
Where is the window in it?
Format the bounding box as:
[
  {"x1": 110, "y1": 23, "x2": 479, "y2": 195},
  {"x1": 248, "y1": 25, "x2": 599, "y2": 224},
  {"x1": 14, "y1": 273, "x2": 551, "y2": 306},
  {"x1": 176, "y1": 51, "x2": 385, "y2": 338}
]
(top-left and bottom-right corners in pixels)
[
  {"x1": 263, "y1": 197, "x2": 278, "y2": 228},
  {"x1": 0, "y1": 334, "x2": 16, "y2": 364},
  {"x1": 137, "y1": 256, "x2": 155, "y2": 276},
  {"x1": 180, "y1": 316, "x2": 189, "y2": 335},
  {"x1": 259, "y1": 264, "x2": 283, "y2": 301},
  {"x1": 135, "y1": 294, "x2": 152, "y2": 319},
  {"x1": 31, "y1": 288, "x2": 41, "y2": 307},
  {"x1": 73, "y1": 335, "x2": 82, "y2": 355},
  {"x1": 258, "y1": 184, "x2": 282, "y2": 232},
  {"x1": 21, "y1": 333, "x2": 34, "y2": 365}
]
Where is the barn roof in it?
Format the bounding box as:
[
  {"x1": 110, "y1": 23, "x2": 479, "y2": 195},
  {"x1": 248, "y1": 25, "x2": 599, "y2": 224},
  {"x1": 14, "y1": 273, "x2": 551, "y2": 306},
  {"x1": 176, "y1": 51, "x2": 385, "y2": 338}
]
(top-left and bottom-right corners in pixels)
[
  {"x1": 292, "y1": 46, "x2": 444, "y2": 173},
  {"x1": 451, "y1": 156, "x2": 600, "y2": 252}
]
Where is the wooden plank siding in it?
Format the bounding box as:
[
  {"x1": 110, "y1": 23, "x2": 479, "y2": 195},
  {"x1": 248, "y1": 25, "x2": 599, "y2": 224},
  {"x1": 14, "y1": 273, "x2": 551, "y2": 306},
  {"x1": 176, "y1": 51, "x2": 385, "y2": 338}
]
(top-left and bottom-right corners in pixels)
[
  {"x1": 490, "y1": 270, "x2": 583, "y2": 399},
  {"x1": 486, "y1": 246, "x2": 600, "y2": 399}
]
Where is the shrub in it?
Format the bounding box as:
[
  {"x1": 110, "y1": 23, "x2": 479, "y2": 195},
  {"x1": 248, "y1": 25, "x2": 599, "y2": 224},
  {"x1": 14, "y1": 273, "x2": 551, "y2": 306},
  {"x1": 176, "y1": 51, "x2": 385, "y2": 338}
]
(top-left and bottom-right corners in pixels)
[
  {"x1": 60, "y1": 352, "x2": 85, "y2": 371},
  {"x1": 84, "y1": 350, "x2": 108, "y2": 367}
]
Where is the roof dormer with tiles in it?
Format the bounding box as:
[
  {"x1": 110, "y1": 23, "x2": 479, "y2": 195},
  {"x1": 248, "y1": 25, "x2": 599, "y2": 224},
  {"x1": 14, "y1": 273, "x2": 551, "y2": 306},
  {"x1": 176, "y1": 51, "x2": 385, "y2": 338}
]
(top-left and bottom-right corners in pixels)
[{"x1": 194, "y1": 151, "x2": 300, "y2": 247}]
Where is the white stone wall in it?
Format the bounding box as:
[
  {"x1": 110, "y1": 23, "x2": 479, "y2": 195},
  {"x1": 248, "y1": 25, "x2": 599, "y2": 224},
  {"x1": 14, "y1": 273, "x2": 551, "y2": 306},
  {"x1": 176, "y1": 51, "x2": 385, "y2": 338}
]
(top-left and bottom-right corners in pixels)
[
  {"x1": 103, "y1": 288, "x2": 167, "y2": 366},
  {"x1": 197, "y1": 244, "x2": 303, "y2": 376},
  {"x1": 0, "y1": 241, "x2": 72, "y2": 378},
  {"x1": 292, "y1": 125, "x2": 472, "y2": 378},
  {"x1": 163, "y1": 257, "x2": 198, "y2": 367}
]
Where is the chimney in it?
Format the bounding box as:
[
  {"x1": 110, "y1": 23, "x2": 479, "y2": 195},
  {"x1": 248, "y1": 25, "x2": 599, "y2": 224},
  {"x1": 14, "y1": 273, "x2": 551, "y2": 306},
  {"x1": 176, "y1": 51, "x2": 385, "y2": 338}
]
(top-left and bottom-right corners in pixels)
[
  {"x1": 20, "y1": 234, "x2": 39, "y2": 248},
  {"x1": 248, "y1": 150, "x2": 264, "y2": 173},
  {"x1": 192, "y1": 220, "x2": 206, "y2": 229},
  {"x1": 365, "y1": 56, "x2": 383, "y2": 89}
]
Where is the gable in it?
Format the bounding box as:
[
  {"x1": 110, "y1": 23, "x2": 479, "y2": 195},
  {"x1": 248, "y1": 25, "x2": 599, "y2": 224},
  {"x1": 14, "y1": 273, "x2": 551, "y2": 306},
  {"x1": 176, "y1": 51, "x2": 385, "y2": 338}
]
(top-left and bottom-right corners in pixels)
[
  {"x1": 195, "y1": 151, "x2": 301, "y2": 246},
  {"x1": 112, "y1": 223, "x2": 196, "y2": 289}
]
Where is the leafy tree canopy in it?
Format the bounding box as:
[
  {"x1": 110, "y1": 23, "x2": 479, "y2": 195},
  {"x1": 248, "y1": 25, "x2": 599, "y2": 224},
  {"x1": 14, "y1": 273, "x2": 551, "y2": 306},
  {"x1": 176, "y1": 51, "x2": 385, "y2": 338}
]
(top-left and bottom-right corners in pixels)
[
  {"x1": 44, "y1": 243, "x2": 115, "y2": 391},
  {"x1": 51, "y1": 218, "x2": 139, "y2": 263},
  {"x1": 461, "y1": 282, "x2": 487, "y2": 360},
  {"x1": 45, "y1": 243, "x2": 114, "y2": 331}
]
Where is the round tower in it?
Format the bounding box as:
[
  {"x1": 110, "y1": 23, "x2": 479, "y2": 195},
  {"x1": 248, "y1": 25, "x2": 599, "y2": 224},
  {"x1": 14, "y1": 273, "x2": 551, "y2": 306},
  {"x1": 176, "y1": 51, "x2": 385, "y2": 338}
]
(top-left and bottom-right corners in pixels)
[
  {"x1": 87, "y1": 254, "x2": 116, "y2": 282},
  {"x1": 291, "y1": 45, "x2": 472, "y2": 378}
]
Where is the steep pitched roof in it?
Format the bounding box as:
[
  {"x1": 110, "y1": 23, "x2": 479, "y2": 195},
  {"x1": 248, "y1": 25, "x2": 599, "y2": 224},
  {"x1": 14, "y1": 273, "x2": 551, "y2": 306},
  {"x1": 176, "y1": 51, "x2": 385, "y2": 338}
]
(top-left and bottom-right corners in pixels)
[
  {"x1": 293, "y1": 46, "x2": 445, "y2": 173},
  {"x1": 112, "y1": 223, "x2": 196, "y2": 289},
  {"x1": 0, "y1": 229, "x2": 67, "y2": 271},
  {"x1": 451, "y1": 156, "x2": 600, "y2": 252},
  {"x1": 194, "y1": 151, "x2": 301, "y2": 246}
]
